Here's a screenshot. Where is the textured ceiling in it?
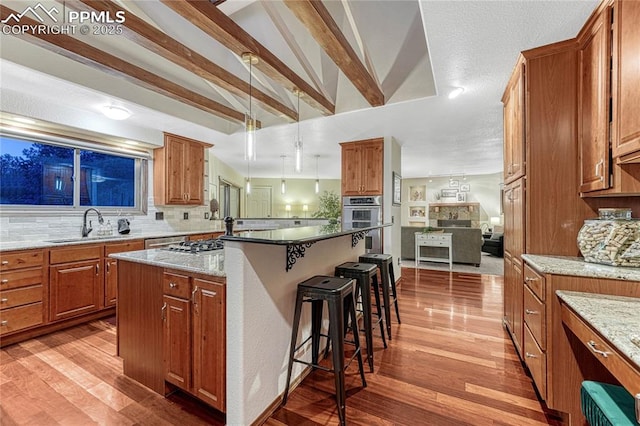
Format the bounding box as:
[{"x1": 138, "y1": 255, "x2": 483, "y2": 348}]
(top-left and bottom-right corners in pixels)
[{"x1": 0, "y1": 0, "x2": 599, "y2": 179}]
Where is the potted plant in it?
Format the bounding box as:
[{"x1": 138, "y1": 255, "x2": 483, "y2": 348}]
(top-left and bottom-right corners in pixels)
[{"x1": 312, "y1": 190, "x2": 341, "y2": 224}]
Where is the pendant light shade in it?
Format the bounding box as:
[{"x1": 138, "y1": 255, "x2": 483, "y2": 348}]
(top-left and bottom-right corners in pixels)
[
  {"x1": 245, "y1": 161, "x2": 251, "y2": 194},
  {"x1": 293, "y1": 89, "x2": 303, "y2": 173},
  {"x1": 314, "y1": 155, "x2": 320, "y2": 194},
  {"x1": 280, "y1": 155, "x2": 286, "y2": 194},
  {"x1": 243, "y1": 53, "x2": 258, "y2": 161}
]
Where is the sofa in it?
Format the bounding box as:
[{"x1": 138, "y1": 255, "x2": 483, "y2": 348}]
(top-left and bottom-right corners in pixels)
[
  {"x1": 401, "y1": 226, "x2": 483, "y2": 266},
  {"x1": 481, "y1": 233, "x2": 504, "y2": 257}
]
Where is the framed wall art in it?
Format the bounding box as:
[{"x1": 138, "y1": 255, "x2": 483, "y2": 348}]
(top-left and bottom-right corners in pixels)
[
  {"x1": 460, "y1": 183, "x2": 470, "y2": 192},
  {"x1": 392, "y1": 172, "x2": 401, "y2": 206},
  {"x1": 441, "y1": 188, "x2": 457, "y2": 198}
]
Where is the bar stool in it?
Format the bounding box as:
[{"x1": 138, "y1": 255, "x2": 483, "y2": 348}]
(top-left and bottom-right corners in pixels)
[
  {"x1": 359, "y1": 253, "x2": 401, "y2": 340},
  {"x1": 283, "y1": 275, "x2": 366, "y2": 426},
  {"x1": 335, "y1": 262, "x2": 387, "y2": 372}
]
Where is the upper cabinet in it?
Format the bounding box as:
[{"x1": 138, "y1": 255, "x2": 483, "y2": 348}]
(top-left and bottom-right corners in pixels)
[
  {"x1": 340, "y1": 138, "x2": 383, "y2": 196},
  {"x1": 578, "y1": 4, "x2": 611, "y2": 192},
  {"x1": 154, "y1": 133, "x2": 213, "y2": 205},
  {"x1": 502, "y1": 58, "x2": 525, "y2": 185},
  {"x1": 578, "y1": 0, "x2": 640, "y2": 195},
  {"x1": 612, "y1": 0, "x2": 640, "y2": 161}
]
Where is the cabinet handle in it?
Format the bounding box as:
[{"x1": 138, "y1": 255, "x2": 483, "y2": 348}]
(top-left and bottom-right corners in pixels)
[
  {"x1": 0, "y1": 320, "x2": 7, "y2": 326},
  {"x1": 1, "y1": 298, "x2": 7, "y2": 303},
  {"x1": 525, "y1": 309, "x2": 538, "y2": 315},
  {"x1": 106, "y1": 262, "x2": 110, "y2": 274},
  {"x1": 161, "y1": 302, "x2": 167, "y2": 321},
  {"x1": 1, "y1": 261, "x2": 8, "y2": 265},
  {"x1": 595, "y1": 159, "x2": 604, "y2": 179},
  {"x1": 1, "y1": 279, "x2": 8, "y2": 284},
  {"x1": 525, "y1": 352, "x2": 537, "y2": 359},
  {"x1": 96, "y1": 264, "x2": 100, "y2": 275},
  {"x1": 587, "y1": 340, "x2": 610, "y2": 358},
  {"x1": 191, "y1": 286, "x2": 199, "y2": 304},
  {"x1": 169, "y1": 282, "x2": 177, "y2": 289},
  {"x1": 524, "y1": 277, "x2": 537, "y2": 282}
]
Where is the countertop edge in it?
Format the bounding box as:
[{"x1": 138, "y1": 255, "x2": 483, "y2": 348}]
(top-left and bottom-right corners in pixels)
[
  {"x1": 522, "y1": 254, "x2": 640, "y2": 281},
  {"x1": 110, "y1": 250, "x2": 226, "y2": 278}
]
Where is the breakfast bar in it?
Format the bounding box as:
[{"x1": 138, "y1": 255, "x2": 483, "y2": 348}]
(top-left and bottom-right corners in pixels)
[{"x1": 113, "y1": 223, "x2": 389, "y2": 425}]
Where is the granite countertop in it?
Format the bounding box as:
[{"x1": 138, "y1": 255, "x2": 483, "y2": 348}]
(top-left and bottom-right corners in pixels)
[
  {"x1": 110, "y1": 248, "x2": 225, "y2": 277},
  {"x1": 220, "y1": 222, "x2": 390, "y2": 245},
  {"x1": 522, "y1": 254, "x2": 640, "y2": 281},
  {"x1": 0, "y1": 229, "x2": 225, "y2": 252},
  {"x1": 556, "y1": 290, "x2": 640, "y2": 368}
]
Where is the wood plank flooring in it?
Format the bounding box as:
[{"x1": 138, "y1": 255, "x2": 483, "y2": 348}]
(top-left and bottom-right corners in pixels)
[{"x1": 0, "y1": 268, "x2": 562, "y2": 425}]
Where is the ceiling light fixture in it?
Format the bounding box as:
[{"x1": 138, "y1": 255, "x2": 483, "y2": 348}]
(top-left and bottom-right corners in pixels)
[
  {"x1": 246, "y1": 161, "x2": 251, "y2": 195},
  {"x1": 102, "y1": 105, "x2": 131, "y2": 120},
  {"x1": 314, "y1": 155, "x2": 320, "y2": 194},
  {"x1": 448, "y1": 87, "x2": 464, "y2": 99},
  {"x1": 281, "y1": 155, "x2": 287, "y2": 194},
  {"x1": 293, "y1": 89, "x2": 303, "y2": 173},
  {"x1": 243, "y1": 52, "x2": 258, "y2": 161}
]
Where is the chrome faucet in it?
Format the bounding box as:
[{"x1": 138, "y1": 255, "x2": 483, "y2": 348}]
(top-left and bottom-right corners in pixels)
[{"x1": 82, "y1": 208, "x2": 104, "y2": 237}]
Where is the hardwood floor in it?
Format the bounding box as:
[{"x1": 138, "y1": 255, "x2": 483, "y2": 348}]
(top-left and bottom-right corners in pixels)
[{"x1": 0, "y1": 268, "x2": 561, "y2": 425}]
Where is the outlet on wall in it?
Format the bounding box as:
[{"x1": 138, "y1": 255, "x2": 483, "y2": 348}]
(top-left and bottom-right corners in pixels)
[
  {"x1": 155, "y1": 212, "x2": 164, "y2": 220},
  {"x1": 204, "y1": 212, "x2": 210, "y2": 219},
  {"x1": 183, "y1": 212, "x2": 189, "y2": 220}
]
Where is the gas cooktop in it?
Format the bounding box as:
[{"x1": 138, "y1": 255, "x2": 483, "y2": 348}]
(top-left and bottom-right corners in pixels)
[{"x1": 164, "y1": 239, "x2": 224, "y2": 253}]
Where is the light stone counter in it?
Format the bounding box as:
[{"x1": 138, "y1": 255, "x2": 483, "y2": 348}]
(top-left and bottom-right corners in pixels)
[
  {"x1": 523, "y1": 254, "x2": 640, "y2": 282},
  {"x1": 110, "y1": 249, "x2": 225, "y2": 277},
  {"x1": 556, "y1": 290, "x2": 640, "y2": 368}
]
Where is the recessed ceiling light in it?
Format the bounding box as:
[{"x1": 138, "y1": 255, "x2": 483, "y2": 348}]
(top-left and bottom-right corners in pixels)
[
  {"x1": 448, "y1": 87, "x2": 465, "y2": 99},
  {"x1": 103, "y1": 105, "x2": 131, "y2": 120},
  {"x1": 13, "y1": 116, "x2": 36, "y2": 124}
]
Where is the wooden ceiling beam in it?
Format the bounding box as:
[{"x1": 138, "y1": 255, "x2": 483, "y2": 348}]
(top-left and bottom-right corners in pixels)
[
  {"x1": 65, "y1": 0, "x2": 297, "y2": 122},
  {"x1": 284, "y1": 0, "x2": 384, "y2": 107},
  {"x1": 0, "y1": 5, "x2": 245, "y2": 124},
  {"x1": 161, "y1": 0, "x2": 335, "y2": 115}
]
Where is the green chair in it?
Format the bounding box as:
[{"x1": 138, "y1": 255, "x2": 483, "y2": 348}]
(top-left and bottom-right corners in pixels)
[{"x1": 580, "y1": 381, "x2": 637, "y2": 426}]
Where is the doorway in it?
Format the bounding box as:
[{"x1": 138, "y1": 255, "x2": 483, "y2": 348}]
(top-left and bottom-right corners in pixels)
[{"x1": 247, "y1": 186, "x2": 272, "y2": 218}]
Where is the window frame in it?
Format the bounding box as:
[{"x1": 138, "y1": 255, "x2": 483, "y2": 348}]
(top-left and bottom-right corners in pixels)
[{"x1": 0, "y1": 129, "x2": 148, "y2": 216}]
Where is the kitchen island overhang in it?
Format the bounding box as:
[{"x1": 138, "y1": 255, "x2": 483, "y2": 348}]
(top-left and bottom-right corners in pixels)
[{"x1": 112, "y1": 223, "x2": 391, "y2": 425}]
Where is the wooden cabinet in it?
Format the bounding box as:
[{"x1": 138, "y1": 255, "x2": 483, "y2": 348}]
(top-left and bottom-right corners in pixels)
[
  {"x1": 578, "y1": 4, "x2": 611, "y2": 192},
  {"x1": 161, "y1": 271, "x2": 226, "y2": 412},
  {"x1": 523, "y1": 263, "x2": 640, "y2": 424},
  {"x1": 612, "y1": 0, "x2": 640, "y2": 161},
  {"x1": 340, "y1": 138, "x2": 383, "y2": 196},
  {"x1": 154, "y1": 133, "x2": 212, "y2": 205},
  {"x1": 104, "y1": 240, "x2": 144, "y2": 307},
  {"x1": 49, "y1": 245, "x2": 102, "y2": 322},
  {"x1": 0, "y1": 250, "x2": 45, "y2": 336},
  {"x1": 502, "y1": 58, "x2": 525, "y2": 184},
  {"x1": 187, "y1": 232, "x2": 224, "y2": 241}
]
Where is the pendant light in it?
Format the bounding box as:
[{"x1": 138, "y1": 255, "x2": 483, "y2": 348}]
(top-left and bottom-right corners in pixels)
[
  {"x1": 245, "y1": 161, "x2": 251, "y2": 194},
  {"x1": 281, "y1": 155, "x2": 287, "y2": 194},
  {"x1": 243, "y1": 53, "x2": 258, "y2": 162},
  {"x1": 314, "y1": 154, "x2": 320, "y2": 194},
  {"x1": 293, "y1": 89, "x2": 303, "y2": 173}
]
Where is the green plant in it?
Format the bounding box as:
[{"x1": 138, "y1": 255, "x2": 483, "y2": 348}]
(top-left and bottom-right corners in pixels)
[
  {"x1": 423, "y1": 226, "x2": 436, "y2": 233},
  {"x1": 312, "y1": 190, "x2": 341, "y2": 220}
]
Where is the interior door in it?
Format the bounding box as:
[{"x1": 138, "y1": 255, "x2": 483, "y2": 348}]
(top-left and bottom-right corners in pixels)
[{"x1": 247, "y1": 186, "x2": 272, "y2": 218}]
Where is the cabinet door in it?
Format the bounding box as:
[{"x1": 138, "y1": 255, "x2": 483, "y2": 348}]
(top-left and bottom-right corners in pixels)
[
  {"x1": 166, "y1": 137, "x2": 188, "y2": 204},
  {"x1": 163, "y1": 295, "x2": 191, "y2": 390},
  {"x1": 341, "y1": 144, "x2": 362, "y2": 195},
  {"x1": 50, "y1": 260, "x2": 101, "y2": 321},
  {"x1": 512, "y1": 259, "x2": 524, "y2": 357},
  {"x1": 192, "y1": 279, "x2": 225, "y2": 411},
  {"x1": 105, "y1": 259, "x2": 117, "y2": 307},
  {"x1": 361, "y1": 141, "x2": 383, "y2": 195},
  {"x1": 504, "y1": 63, "x2": 525, "y2": 184},
  {"x1": 612, "y1": 0, "x2": 640, "y2": 159},
  {"x1": 185, "y1": 142, "x2": 205, "y2": 204},
  {"x1": 503, "y1": 251, "x2": 514, "y2": 332},
  {"x1": 579, "y1": 8, "x2": 611, "y2": 192}
]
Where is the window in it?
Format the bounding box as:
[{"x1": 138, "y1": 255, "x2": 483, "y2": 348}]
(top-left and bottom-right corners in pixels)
[{"x1": 0, "y1": 132, "x2": 147, "y2": 213}]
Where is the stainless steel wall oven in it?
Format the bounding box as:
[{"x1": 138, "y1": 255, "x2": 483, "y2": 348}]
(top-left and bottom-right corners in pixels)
[{"x1": 342, "y1": 196, "x2": 382, "y2": 253}]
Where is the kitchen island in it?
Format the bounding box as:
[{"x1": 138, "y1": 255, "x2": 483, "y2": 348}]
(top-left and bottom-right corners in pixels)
[{"x1": 112, "y1": 223, "x2": 389, "y2": 425}]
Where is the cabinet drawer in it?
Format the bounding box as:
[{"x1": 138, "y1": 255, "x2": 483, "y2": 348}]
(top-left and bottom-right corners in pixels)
[
  {"x1": 105, "y1": 240, "x2": 144, "y2": 256},
  {"x1": 0, "y1": 250, "x2": 44, "y2": 272},
  {"x1": 524, "y1": 324, "x2": 547, "y2": 400},
  {"x1": 164, "y1": 272, "x2": 191, "y2": 299},
  {"x1": 0, "y1": 302, "x2": 43, "y2": 335},
  {"x1": 0, "y1": 285, "x2": 43, "y2": 310},
  {"x1": 523, "y1": 285, "x2": 546, "y2": 350},
  {"x1": 50, "y1": 245, "x2": 102, "y2": 264},
  {"x1": 0, "y1": 268, "x2": 43, "y2": 291},
  {"x1": 524, "y1": 263, "x2": 545, "y2": 301}
]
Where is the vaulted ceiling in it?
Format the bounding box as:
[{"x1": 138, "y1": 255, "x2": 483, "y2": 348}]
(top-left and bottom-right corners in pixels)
[{"x1": 0, "y1": 0, "x2": 599, "y2": 179}]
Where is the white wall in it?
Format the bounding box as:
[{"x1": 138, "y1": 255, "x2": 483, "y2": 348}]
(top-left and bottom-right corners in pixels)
[
  {"x1": 383, "y1": 136, "x2": 402, "y2": 276},
  {"x1": 401, "y1": 172, "x2": 503, "y2": 228}
]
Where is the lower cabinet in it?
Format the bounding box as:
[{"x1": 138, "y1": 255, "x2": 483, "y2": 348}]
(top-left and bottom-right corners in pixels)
[
  {"x1": 162, "y1": 271, "x2": 226, "y2": 412},
  {"x1": 104, "y1": 240, "x2": 144, "y2": 307}
]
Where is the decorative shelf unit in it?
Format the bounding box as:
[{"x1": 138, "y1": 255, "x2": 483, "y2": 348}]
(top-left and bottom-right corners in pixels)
[{"x1": 428, "y1": 202, "x2": 480, "y2": 228}]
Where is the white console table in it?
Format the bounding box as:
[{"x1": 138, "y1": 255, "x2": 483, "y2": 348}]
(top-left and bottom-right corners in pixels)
[{"x1": 415, "y1": 232, "x2": 453, "y2": 270}]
